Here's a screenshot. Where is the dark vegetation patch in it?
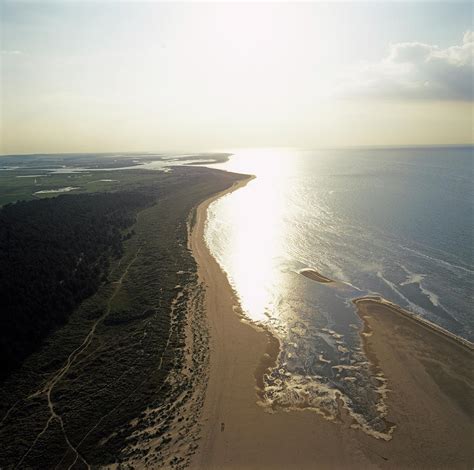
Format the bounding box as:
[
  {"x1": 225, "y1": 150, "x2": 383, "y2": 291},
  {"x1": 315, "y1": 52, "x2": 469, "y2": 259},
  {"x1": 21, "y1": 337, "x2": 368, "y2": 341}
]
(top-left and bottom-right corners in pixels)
[{"x1": 0, "y1": 191, "x2": 154, "y2": 379}]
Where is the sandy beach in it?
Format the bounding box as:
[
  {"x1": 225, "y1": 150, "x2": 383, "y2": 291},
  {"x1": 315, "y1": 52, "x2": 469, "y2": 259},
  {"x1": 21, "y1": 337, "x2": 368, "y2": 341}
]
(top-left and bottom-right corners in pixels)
[
  {"x1": 189, "y1": 177, "x2": 474, "y2": 469},
  {"x1": 353, "y1": 297, "x2": 474, "y2": 468}
]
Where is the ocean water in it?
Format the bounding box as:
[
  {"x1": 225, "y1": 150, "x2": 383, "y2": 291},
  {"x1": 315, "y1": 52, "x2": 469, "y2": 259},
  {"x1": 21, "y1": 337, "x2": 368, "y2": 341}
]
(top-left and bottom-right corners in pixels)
[{"x1": 204, "y1": 147, "x2": 473, "y2": 438}]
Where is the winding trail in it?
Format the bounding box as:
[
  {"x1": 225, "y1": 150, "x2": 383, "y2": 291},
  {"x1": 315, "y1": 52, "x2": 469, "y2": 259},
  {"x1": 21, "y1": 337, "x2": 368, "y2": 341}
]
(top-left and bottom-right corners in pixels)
[
  {"x1": 72, "y1": 288, "x2": 181, "y2": 455},
  {"x1": 0, "y1": 400, "x2": 20, "y2": 427},
  {"x1": 15, "y1": 248, "x2": 142, "y2": 470}
]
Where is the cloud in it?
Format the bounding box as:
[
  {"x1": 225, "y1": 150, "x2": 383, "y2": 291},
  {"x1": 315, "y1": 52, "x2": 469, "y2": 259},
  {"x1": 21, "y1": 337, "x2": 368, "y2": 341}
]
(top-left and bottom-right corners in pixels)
[{"x1": 341, "y1": 31, "x2": 473, "y2": 101}]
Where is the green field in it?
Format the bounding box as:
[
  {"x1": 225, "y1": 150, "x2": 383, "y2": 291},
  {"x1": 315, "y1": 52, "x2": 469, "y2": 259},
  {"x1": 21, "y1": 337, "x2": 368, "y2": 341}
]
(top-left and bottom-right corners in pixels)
[
  {"x1": 0, "y1": 153, "x2": 231, "y2": 205},
  {"x1": 0, "y1": 168, "x2": 173, "y2": 205}
]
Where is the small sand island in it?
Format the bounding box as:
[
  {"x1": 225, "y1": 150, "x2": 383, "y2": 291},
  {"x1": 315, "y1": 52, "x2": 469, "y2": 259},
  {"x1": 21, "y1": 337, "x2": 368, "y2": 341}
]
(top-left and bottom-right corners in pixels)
[{"x1": 299, "y1": 268, "x2": 334, "y2": 283}]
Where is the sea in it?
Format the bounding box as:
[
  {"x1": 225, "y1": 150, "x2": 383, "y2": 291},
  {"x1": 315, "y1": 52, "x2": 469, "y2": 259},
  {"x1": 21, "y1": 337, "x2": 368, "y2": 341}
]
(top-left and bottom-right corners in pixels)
[{"x1": 204, "y1": 146, "x2": 473, "y2": 438}]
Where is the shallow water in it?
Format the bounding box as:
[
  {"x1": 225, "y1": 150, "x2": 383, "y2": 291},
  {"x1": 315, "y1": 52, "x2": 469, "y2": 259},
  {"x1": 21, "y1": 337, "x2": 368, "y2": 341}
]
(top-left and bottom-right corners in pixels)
[{"x1": 204, "y1": 147, "x2": 473, "y2": 437}]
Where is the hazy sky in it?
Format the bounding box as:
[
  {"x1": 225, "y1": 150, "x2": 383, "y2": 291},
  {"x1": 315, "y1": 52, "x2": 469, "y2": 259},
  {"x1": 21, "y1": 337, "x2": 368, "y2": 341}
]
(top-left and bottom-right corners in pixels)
[{"x1": 1, "y1": 1, "x2": 473, "y2": 153}]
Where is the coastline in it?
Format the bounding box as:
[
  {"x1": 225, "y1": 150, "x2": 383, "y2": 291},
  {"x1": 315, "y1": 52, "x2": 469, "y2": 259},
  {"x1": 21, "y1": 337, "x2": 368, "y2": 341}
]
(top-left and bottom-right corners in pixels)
[
  {"x1": 188, "y1": 172, "x2": 474, "y2": 469},
  {"x1": 189, "y1": 174, "x2": 370, "y2": 469},
  {"x1": 354, "y1": 295, "x2": 474, "y2": 351}
]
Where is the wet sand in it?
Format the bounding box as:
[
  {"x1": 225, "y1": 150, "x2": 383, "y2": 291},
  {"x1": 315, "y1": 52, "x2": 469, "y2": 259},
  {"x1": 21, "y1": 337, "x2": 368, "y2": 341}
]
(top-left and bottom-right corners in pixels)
[
  {"x1": 353, "y1": 297, "x2": 474, "y2": 468},
  {"x1": 190, "y1": 178, "x2": 474, "y2": 469}
]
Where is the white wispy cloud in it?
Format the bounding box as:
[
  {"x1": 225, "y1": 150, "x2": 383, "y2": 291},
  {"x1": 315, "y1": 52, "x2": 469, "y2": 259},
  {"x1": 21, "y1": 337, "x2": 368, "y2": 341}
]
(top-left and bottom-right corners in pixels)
[{"x1": 340, "y1": 31, "x2": 473, "y2": 101}]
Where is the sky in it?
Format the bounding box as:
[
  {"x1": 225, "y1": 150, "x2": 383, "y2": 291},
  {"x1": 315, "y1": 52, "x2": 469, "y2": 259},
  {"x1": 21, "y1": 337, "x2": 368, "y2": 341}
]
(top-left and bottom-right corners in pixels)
[{"x1": 0, "y1": 1, "x2": 473, "y2": 154}]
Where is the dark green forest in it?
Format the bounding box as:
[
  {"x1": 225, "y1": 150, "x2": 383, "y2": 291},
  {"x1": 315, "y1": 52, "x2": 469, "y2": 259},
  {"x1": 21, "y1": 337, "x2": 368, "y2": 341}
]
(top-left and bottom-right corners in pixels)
[{"x1": 0, "y1": 191, "x2": 154, "y2": 378}]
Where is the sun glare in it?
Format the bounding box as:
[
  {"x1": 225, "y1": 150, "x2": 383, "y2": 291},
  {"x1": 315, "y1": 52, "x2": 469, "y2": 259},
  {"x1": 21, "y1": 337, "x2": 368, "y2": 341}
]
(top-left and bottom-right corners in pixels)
[{"x1": 206, "y1": 149, "x2": 297, "y2": 323}]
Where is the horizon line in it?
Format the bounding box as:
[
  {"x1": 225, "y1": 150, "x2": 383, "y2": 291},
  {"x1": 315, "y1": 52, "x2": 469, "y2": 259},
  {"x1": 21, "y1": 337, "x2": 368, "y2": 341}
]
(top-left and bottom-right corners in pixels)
[{"x1": 1, "y1": 143, "x2": 473, "y2": 157}]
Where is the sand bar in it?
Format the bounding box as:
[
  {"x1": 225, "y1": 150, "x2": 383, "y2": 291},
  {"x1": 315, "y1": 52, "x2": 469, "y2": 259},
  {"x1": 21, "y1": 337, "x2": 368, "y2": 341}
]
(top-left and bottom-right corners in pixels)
[
  {"x1": 353, "y1": 297, "x2": 474, "y2": 468},
  {"x1": 299, "y1": 268, "x2": 334, "y2": 283}
]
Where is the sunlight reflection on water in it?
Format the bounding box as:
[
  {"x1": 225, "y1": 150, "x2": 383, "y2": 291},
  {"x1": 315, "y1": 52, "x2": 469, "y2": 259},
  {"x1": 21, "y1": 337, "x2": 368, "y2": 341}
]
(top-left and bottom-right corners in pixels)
[
  {"x1": 204, "y1": 147, "x2": 473, "y2": 438},
  {"x1": 206, "y1": 149, "x2": 294, "y2": 323}
]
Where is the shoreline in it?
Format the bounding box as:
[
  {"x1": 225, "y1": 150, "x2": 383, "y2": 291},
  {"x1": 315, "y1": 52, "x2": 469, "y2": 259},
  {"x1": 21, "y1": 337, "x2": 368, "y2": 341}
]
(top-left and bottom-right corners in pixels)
[
  {"x1": 188, "y1": 172, "x2": 474, "y2": 469},
  {"x1": 188, "y1": 173, "x2": 283, "y2": 399},
  {"x1": 354, "y1": 295, "x2": 474, "y2": 351},
  {"x1": 188, "y1": 174, "x2": 370, "y2": 469},
  {"x1": 188, "y1": 174, "x2": 276, "y2": 467}
]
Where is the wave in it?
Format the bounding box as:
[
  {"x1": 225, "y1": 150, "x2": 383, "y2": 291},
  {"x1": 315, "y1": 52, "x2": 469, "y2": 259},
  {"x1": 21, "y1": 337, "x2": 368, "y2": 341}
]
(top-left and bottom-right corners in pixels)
[
  {"x1": 399, "y1": 267, "x2": 440, "y2": 307},
  {"x1": 400, "y1": 244, "x2": 473, "y2": 274},
  {"x1": 376, "y1": 271, "x2": 424, "y2": 314}
]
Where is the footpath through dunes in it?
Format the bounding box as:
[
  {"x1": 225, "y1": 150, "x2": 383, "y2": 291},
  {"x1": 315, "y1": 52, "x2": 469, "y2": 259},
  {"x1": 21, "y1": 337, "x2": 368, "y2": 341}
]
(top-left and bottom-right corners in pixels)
[
  {"x1": 0, "y1": 166, "x2": 246, "y2": 470},
  {"x1": 191, "y1": 180, "x2": 474, "y2": 469}
]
